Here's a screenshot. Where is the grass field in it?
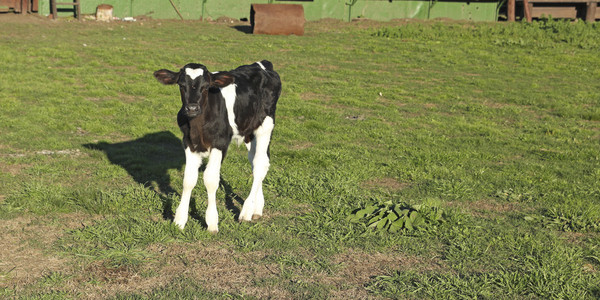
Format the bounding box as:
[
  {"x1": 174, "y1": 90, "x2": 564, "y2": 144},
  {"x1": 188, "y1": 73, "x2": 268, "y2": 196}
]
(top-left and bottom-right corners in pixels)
[{"x1": 1, "y1": 15, "x2": 599, "y2": 299}]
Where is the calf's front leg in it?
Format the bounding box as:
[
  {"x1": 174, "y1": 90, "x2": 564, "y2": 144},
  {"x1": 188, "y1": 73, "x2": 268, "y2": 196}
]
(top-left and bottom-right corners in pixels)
[
  {"x1": 174, "y1": 148, "x2": 204, "y2": 230},
  {"x1": 203, "y1": 149, "x2": 223, "y2": 233}
]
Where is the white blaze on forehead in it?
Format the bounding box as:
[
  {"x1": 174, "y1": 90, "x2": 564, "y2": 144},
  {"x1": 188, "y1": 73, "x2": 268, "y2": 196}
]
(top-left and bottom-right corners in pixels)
[
  {"x1": 255, "y1": 61, "x2": 266, "y2": 71},
  {"x1": 185, "y1": 68, "x2": 204, "y2": 80}
]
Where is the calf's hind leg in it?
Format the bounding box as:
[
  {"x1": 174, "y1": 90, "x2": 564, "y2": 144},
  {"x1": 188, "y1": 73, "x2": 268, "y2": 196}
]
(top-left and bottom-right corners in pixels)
[{"x1": 239, "y1": 116, "x2": 274, "y2": 222}]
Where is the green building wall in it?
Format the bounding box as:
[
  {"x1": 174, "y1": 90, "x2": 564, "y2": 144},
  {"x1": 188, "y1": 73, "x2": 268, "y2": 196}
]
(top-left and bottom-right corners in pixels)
[{"x1": 37, "y1": 0, "x2": 499, "y2": 22}]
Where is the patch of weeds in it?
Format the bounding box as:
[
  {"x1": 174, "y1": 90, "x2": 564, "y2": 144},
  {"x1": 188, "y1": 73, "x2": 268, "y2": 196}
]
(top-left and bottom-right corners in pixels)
[
  {"x1": 58, "y1": 215, "x2": 182, "y2": 267},
  {"x1": 434, "y1": 178, "x2": 475, "y2": 201},
  {"x1": 525, "y1": 206, "x2": 600, "y2": 232},
  {"x1": 493, "y1": 188, "x2": 536, "y2": 202},
  {"x1": 348, "y1": 200, "x2": 444, "y2": 234},
  {"x1": 368, "y1": 232, "x2": 599, "y2": 299},
  {"x1": 71, "y1": 184, "x2": 163, "y2": 215},
  {"x1": 39, "y1": 271, "x2": 71, "y2": 286},
  {"x1": 271, "y1": 254, "x2": 338, "y2": 275},
  {"x1": 0, "y1": 288, "x2": 14, "y2": 298},
  {"x1": 2, "y1": 181, "x2": 72, "y2": 214},
  {"x1": 1, "y1": 182, "x2": 163, "y2": 216},
  {"x1": 283, "y1": 279, "x2": 330, "y2": 300},
  {"x1": 0, "y1": 267, "x2": 16, "y2": 284},
  {"x1": 582, "y1": 235, "x2": 600, "y2": 271}
]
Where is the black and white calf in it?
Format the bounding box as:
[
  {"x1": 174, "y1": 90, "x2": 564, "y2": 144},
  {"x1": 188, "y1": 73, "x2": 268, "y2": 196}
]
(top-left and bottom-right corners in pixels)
[{"x1": 153, "y1": 60, "x2": 281, "y2": 233}]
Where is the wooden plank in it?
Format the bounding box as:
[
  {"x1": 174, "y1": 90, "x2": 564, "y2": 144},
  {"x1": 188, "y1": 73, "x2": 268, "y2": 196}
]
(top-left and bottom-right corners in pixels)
[
  {"x1": 531, "y1": 6, "x2": 578, "y2": 18},
  {"x1": 0, "y1": 0, "x2": 21, "y2": 12},
  {"x1": 586, "y1": 2, "x2": 597, "y2": 21},
  {"x1": 524, "y1": 0, "x2": 532, "y2": 21},
  {"x1": 0, "y1": 0, "x2": 19, "y2": 6},
  {"x1": 20, "y1": 0, "x2": 26, "y2": 14},
  {"x1": 51, "y1": 0, "x2": 57, "y2": 19}
]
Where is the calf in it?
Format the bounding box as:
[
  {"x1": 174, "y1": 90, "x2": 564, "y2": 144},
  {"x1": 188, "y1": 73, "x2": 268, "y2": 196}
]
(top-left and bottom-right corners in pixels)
[{"x1": 153, "y1": 60, "x2": 281, "y2": 233}]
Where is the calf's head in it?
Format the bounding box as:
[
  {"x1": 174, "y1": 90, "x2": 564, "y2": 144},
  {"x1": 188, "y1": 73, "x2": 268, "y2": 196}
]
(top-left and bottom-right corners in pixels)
[{"x1": 154, "y1": 63, "x2": 234, "y2": 118}]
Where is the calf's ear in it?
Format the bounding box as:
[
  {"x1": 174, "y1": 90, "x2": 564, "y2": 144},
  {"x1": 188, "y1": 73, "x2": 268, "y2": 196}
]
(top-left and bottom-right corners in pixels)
[
  {"x1": 211, "y1": 72, "x2": 235, "y2": 88},
  {"x1": 153, "y1": 69, "x2": 179, "y2": 85}
]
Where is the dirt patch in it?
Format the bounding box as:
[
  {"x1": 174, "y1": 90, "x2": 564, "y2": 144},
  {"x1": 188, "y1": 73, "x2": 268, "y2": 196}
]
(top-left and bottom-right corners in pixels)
[
  {"x1": 59, "y1": 261, "x2": 159, "y2": 298},
  {"x1": 315, "y1": 64, "x2": 340, "y2": 71},
  {"x1": 471, "y1": 199, "x2": 522, "y2": 214},
  {"x1": 140, "y1": 243, "x2": 290, "y2": 299},
  {"x1": 448, "y1": 199, "x2": 526, "y2": 218},
  {"x1": 363, "y1": 177, "x2": 410, "y2": 191},
  {"x1": 0, "y1": 13, "x2": 54, "y2": 25},
  {"x1": 0, "y1": 213, "x2": 114, "y2": 293},
  {"x1": 0, "y1": 163, "x2": 30, "y2": 176},
  {"x1": 135, "y1": 244, "x2": 444, "y2": 299},
  {"x1": 300, "y1": 92, "x2": 332, "y2": 102},
  {"x1": 0, "y1": 215, "x2": 75, "y2": 289},
  {"x1": 289, "y1": 141, "x2": 314, "y2": 150},
  {"x1": 0, "y1": 213, "x2": 168, "y2": 298},
  {"x1": 328, "y1": 248, "x2": 444, "y2": 298}
]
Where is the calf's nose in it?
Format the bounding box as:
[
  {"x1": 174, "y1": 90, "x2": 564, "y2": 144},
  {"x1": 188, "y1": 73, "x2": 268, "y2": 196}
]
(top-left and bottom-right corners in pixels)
[{"x1": 185, "y1": 104, "x2": 200, "y2": 114}]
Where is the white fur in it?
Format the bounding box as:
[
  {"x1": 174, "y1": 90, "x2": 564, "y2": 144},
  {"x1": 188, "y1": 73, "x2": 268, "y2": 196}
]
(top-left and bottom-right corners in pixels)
[
  {"x1": 239, "y1": 116, "x2": 274, "y2": 221},
  {"x1": 221, "y1": 84, "x2": 240, "y2": 139},
  {"x1": 255, "y1": 61, "x2": 266, "y2": 71},
  {"x1": 185, "y1": 67, "x2": 204, "y2": 80},
  {"x1": 204, "y1": 149, "x2": 222, "y2": 233},
  {"x1": 174, "y1": 148, "x2": 207, "y2": 229}
]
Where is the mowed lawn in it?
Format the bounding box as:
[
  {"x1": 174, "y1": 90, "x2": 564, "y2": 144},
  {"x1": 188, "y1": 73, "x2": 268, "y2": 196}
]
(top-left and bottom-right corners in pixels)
[{"x1": 0, "y1": 15, "x2": 599, "y2": 299}]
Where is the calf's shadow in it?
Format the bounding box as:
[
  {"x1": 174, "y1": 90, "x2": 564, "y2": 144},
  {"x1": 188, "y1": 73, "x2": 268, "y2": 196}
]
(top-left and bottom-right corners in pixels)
[{"x1": 83, "y1": 131, "x2": 243, "y2": 223}]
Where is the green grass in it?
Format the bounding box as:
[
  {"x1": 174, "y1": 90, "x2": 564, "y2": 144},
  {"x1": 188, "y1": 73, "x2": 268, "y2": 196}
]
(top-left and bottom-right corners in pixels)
[{"x1": 0, "y1": 17, "x2": 599, "y2": 298}]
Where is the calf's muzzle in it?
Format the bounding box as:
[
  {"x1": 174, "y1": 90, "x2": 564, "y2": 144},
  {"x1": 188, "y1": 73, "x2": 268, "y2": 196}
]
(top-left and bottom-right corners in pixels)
[{"x1": 184, "y1": 104, "x2": 201, "y2": 117}]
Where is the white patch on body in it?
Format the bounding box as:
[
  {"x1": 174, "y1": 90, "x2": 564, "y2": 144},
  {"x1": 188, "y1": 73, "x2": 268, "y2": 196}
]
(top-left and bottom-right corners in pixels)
[
  {"x1": 220, "y1": 84, "x2": 244, "y2": 144},
  {"x1": 185, "y1": 68, "x2": 204, "y2": 80}
]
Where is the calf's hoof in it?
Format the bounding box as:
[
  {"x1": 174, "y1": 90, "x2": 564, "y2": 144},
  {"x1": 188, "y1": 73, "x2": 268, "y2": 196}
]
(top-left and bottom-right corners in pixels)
[
  {"x1": 238, "y1": 215, "x2": 253, "y2": 223},
  {"x1": 252, "y1": 214, "x2": 262, "y2": 220},
  {"x1": 173, "y1": 218, "x2": 187, "y2": 230}
]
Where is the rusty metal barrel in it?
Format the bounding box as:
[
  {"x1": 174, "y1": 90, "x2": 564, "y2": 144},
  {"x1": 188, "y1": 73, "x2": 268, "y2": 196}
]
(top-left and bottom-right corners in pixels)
[{"x1": 251, "y1": 4, "x2": 305, "y2": 36}]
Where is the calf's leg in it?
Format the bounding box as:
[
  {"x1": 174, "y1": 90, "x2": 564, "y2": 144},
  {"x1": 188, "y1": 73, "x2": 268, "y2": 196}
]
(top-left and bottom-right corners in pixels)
[
  {"x1": 240, "y1": 116, "x2": 274, "y2": 222},
  {"x1": 174, "y1": 148, "x2": 205, "y2": 229},
  {"x1": 203, "y1": 149, "x2": 223, "y2": 233}
]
